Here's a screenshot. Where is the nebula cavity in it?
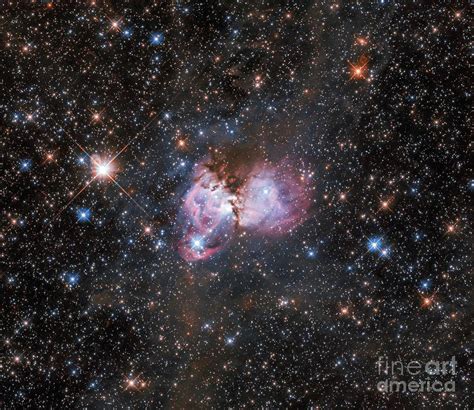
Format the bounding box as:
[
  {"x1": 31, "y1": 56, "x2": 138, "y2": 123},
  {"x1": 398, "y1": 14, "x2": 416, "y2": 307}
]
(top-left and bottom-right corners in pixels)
[{"x1": 178, "y1": 156, "x2": 312, "y2": 261}]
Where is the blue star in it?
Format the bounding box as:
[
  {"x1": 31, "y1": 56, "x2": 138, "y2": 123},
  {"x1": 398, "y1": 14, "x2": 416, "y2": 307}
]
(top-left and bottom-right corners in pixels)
[
  {"x1": 413, "y1": 231, "x2": 425, "y2": 241},
  {"x1": 76, "y1": 208, "x2": 91, "y2": 222},
  {"x1": 155, "y1": 239, "x2": 165, "y2": 249},
  {"x1": 307, "y1": 248, "x2": 317, "y2": 259},
  {"x1": 19, "y1": 159, "x2": 32, "y2": 172},
  {"x1": 420, "y1": 279, "x2": 432, "y2": 291},
  {"x1": 77, "y1": 155, "x2": 88, "y2": 166},
  {"x1": 191, "y1": 236, "x2": 205, "y2": 251},
  {"x1": 150, "y1": 32, "x2": 164, "y2": 46},
  {"x1": 367, "y1": 237, "x2": 382, "y2": 252},
  {"x1": 379, "y1": 247, "x2": 391, "y2": 258},
  {"x1": 63, "y1": 273, "x2": 79, "y2": 287},
  {"x1": 122, "y1": 28, "x2": 133, "y2": 39}
]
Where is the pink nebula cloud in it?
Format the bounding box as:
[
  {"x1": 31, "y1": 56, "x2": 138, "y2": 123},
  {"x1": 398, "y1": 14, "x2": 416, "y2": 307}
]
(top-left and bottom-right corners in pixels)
[{"x1": 177, "y1": 158, "x2": 311, "y2": 261}]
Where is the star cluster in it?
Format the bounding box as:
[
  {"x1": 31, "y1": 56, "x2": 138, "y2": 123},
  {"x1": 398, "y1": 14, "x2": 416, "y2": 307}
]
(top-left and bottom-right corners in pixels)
[{"x1": 1, "y1": 1, "x2": 471, "y2": 407}]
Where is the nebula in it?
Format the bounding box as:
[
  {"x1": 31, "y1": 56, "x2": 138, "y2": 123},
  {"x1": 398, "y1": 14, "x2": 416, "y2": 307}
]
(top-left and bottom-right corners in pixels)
[
  {"x1": 177, "y1": 155, "x2": 312, "y2": 261},
  {"x1": 237, "y1": 163, "x2": 310, "y2": 234},
  {"x1": 178, "y1": 163, "x2": 236, "y2": 261}
]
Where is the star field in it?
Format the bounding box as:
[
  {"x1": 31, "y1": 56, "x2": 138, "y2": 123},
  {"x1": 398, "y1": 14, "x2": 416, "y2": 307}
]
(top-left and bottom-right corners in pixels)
[{"x1": 1, "y1": 1, "x2": 472, "y2": 407}]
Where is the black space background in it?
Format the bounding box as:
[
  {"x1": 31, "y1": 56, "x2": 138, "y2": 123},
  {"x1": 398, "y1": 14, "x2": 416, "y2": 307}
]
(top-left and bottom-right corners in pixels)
[{"x1": 0, "y1": 1, "x2": 472, "y2": 408}]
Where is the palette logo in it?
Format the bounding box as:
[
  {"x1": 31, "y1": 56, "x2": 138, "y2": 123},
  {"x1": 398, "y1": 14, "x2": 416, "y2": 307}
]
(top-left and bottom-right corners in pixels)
[{"x1": 376, "y1": 356, "x2": 457, "y2": 393}]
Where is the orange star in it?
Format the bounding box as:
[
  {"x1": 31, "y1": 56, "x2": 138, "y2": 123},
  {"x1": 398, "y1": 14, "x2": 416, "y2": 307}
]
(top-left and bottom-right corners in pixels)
[{"x1": 349, "y1": 56, "x2": 369, "y2": 80}]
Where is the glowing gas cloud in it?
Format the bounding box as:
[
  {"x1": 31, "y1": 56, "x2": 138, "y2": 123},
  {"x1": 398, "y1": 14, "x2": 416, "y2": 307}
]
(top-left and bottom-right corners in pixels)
[{"x1": 178, "y1": 153, "x2": 312, "y2": 261}]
